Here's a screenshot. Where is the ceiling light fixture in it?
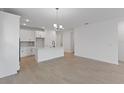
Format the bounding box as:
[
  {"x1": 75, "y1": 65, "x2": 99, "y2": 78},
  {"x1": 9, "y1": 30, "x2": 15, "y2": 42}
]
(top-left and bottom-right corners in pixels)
[
  {"x1": 26, "y1": 19, "x2": 30, "y2": 22},
  {"x1": 23, "y1": 23, "x2": 26, "y2": 26},
  {"x1": 53, "y1": 8, "x2": 64, "y2": 31}
]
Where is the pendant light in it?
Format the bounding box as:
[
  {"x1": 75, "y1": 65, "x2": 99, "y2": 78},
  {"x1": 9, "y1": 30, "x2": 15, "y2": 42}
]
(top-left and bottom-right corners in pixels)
[{"x1": 53, "y1": 8, "x2": 64, "y2": 31}]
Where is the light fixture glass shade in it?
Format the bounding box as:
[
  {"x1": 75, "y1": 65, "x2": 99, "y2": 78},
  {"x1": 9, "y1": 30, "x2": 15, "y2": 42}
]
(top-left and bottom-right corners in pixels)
[
  {"x1": 53, "y1": 24, "x2": 64, "y2": 31},
  {"x1": 59, "y1": 25, "x2": 63, "y2": 28},
  {"x1": 60, "y1": 25, "x2": 64, "y2": 29},
  {"x1": 26, "y1": 19, "x2": 30, "y2": 22},
  {"x1": 53, "y1": 24, "x2": 57, "y2": 28},
  {"x1": 23, "y1": 23, "x2": 26, "y2": 26}
]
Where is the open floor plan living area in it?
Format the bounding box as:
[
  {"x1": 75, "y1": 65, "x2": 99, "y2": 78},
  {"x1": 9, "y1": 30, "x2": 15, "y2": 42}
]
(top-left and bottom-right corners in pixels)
[{"x1": 0, "y1": 8, "x2": 124, "y2": 84}]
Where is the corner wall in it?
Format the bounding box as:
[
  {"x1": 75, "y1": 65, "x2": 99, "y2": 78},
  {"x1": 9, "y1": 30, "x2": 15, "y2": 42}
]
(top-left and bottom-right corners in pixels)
[{"x1": 74, "y1": 20, "x2": 118, "y2": 64}]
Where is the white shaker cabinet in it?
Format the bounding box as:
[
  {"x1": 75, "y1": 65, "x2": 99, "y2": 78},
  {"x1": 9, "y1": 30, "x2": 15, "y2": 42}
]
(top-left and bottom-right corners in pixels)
[
  {"x1": 35, "y1": 31, "x2": 45, "y2": 38},
  {"x1": 21, "y1": 47, "x2": 35, "y2": 57},
  {"x1": 20, "y1": 29, "x2": 35, "y2": 41}
]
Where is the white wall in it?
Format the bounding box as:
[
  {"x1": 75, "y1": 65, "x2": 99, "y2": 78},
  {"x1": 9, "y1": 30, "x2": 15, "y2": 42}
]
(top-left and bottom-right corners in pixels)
[
  {"x1": 74, "y1": 20, "x2": 118, "y2": 64},
  {"x1": 63, "y1": 30, "x2": 74, "y2": 52},
  {"x1": 118, "y1": 21, "x2": 124, "y2": 61},
  {"x1": 45, "y1": 30, "x2": 56, "y2": 47},
  {"x1": 56, "y1": 32, "x2": 63, "y2": 47},
  {"x1": 0, "y1": 11, "x2": 20, "y2": 78}
]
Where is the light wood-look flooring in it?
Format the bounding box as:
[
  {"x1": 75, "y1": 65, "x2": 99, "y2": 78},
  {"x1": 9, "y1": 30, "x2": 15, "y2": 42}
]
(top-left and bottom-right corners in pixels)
[{"x1": 0, "y1": 53, "x2": 124, "y2": 84}]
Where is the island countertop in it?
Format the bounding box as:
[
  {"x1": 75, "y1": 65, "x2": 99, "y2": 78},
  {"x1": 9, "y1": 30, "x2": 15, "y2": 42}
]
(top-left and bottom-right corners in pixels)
[{"x1": 35, "y1": 47, "x2": 64, "y2": 63}]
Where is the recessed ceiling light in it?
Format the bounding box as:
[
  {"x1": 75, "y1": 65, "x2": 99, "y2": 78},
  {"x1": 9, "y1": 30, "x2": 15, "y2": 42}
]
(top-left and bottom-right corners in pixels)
[
  {"x1": 23, "y1": 23, "x2": 26, "y2": 26},
  {"x1": 26, "y1": 19, "x2": 30, "y2": 22}
]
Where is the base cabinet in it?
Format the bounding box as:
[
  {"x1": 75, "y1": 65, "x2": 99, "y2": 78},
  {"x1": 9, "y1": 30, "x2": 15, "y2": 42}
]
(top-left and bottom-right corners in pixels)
[{"x1": 21, "y1": 47, "x2": 35, "y2": 57}]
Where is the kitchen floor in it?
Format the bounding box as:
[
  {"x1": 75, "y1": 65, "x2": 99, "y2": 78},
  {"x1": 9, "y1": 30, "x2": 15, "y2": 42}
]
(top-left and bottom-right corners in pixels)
[{"x1": 0, "y1": 53, "x2": 124, "y2": 84}]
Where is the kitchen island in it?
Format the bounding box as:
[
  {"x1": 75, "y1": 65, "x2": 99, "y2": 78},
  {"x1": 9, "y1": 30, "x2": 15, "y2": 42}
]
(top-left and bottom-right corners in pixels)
[{"x1": 35, "y1": 47, "x2": 64, "y2": 63}]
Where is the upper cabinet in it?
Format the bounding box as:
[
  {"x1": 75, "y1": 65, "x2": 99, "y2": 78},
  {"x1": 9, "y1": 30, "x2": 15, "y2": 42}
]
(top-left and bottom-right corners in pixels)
[
  {"x1": 20, "y1": 29, "x2": 35, "y2": 41},
  {"x1": 35, "y1": 31, "x2": 45, "y2": 38}
]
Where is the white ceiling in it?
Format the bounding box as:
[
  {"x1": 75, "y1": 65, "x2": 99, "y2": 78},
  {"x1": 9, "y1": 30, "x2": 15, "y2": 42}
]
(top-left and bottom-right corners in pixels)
[{"x1": 4, "y1": 8, "x2": 124, "y2": 30}]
